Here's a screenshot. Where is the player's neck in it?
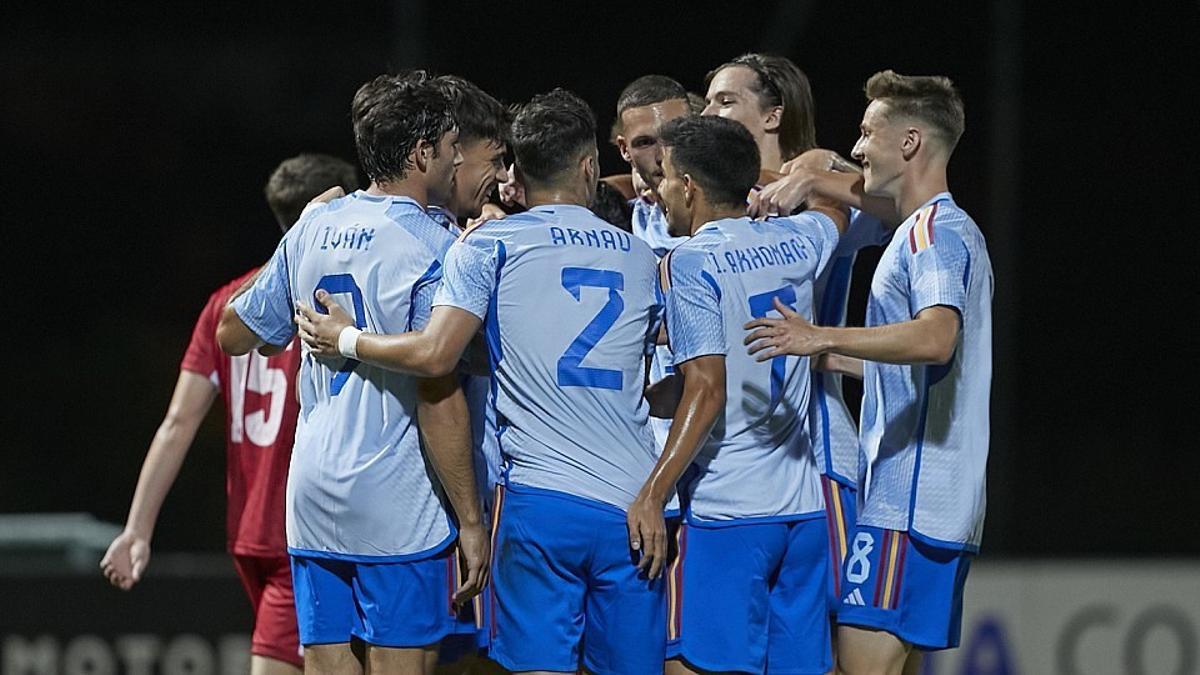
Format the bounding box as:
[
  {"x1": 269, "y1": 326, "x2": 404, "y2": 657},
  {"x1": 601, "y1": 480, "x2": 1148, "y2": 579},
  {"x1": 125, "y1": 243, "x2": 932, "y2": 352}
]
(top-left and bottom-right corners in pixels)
[
  {"x1": 692, "y1": 201, "x2": 744, "y2": 235},
  {"x1": 366, "y1": 179, "x2": 430, "y2": 208},
  {"x1": 525, "y1": 184, "x2": 590, "y2": 209},
  {"x1": 897, "y1": 164, "x2": 950, "y2": 221},
  {"x1": 759, "y1": 141, "x2": 784, "y2": 173}
]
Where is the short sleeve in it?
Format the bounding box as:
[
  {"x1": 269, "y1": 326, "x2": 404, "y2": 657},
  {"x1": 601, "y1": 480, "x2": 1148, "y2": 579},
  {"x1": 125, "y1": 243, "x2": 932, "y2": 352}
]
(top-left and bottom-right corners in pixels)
[
  {"x1": 664, "y1": 247, "x2": 726, "y2": 364},
  {"x1": 231, "y1": 241, "x2": 296, "y2": 347},
  {"x1": 780, "y1": 211, "x2": 840, "y2": 279},
  {"x1": 408, "y1": 261, "x2": 444, "y2": 331},
  {"x1": 908, "y1": 222, "x2": 970, "y2": 318},
  {"x1": 180, "y1": 290, "x2": 222, "y2": 385},
  {"x1": 432, "y1": 236, "x2": 500, "y2": 320}
]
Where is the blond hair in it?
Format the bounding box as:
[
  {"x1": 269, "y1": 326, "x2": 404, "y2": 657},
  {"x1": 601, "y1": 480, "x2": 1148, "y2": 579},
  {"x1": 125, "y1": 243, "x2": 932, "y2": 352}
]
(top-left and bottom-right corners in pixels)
[{"x1": 865, "y1": 70, "x2": 965, "y2": 152}]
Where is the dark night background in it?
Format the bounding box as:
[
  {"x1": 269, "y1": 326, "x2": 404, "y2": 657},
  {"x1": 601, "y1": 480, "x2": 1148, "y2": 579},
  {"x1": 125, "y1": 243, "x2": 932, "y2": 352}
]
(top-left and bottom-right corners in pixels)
[{"x1": 3, "y1": 1, "x2": 1196, "y2": 557}]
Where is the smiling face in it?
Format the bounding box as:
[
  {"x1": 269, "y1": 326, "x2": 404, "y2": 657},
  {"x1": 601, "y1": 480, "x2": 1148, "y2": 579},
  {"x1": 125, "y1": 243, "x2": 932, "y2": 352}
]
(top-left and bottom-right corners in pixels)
[
  {"x1": 702, "y1": 65, "x2": 779, "y2": 147},
  {"x1": 424, "y1": 127, "x2": 462, "y2": 207},
  {"x1": 616, "y1": 98, "x2": 690, "y2": 192},
  {"x1": 447, "y1": 138, "x2": 507, "y2": 219},
  {"x1": 851, "y1": 99, "x2": 907, "y2": 198},
  {"x1": 656, "y1": 146, "x2": 694, "y2": 237}
]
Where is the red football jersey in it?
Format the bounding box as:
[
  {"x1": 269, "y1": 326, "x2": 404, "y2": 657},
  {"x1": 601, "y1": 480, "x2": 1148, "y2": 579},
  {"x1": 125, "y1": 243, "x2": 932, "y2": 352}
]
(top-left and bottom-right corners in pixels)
[{"x1": 181, "y1": 269, "x2": 300, "y2": 556}]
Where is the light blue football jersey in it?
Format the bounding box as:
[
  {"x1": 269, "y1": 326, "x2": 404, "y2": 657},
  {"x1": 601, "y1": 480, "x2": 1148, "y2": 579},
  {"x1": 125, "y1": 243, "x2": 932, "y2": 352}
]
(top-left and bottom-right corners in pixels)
[
  {"x1": 664, "y1": 212, "x2": 839, "y2": 524},
  {"x1": 809, "y1": 209, "x2": 890, "y2": 486},
  {"x1": 232, "y1": 191, "x2": 457, "y2": 561},
  {"x1": 433, "y1": 204, "x2": 667, "y2": 512},
  {"x1": 857, "y1": 192, "x2": 993, "y2": 550},
  {"x1": 629, "y1": 197, "x2": 688, "y2": 451}
]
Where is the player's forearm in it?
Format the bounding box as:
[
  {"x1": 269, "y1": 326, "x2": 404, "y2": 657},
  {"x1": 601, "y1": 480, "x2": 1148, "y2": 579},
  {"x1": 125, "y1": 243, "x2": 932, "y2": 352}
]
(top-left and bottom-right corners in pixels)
[
  {"x1": 639, "y1": 358, "x2": 725, "y2": 505},
  {"x1": 417, "y1": 379, "x2": 482, "y2": 527},
  {"x1": 353, "y1": 331, "x2": 454, "y2": 377},
  {"x1": 810, "y1": 170, "x2": 899, "y2": 225},
  {"x1": 818, "y1": 315, "x2": 957, "y2": 366},
  {"x1": 818, "y1": 353, "x2": 864, "y2": 379},
  {"x1": 124, "y1": 412, "x2": 206, "y2": 537}
]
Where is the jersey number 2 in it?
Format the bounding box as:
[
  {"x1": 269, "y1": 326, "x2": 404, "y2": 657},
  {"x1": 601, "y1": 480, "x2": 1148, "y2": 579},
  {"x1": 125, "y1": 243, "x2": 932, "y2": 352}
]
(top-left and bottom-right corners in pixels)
[
  {"x1": 557, "y1": 267, "x2": 624, "y2": 390},
  {"x1": 314, "y1": 274, "x2": 366, "y2": 396}
]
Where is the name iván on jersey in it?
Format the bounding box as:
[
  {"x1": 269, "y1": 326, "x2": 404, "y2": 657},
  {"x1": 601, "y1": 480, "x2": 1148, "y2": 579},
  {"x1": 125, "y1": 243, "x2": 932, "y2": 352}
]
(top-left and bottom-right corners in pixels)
[
  {"x1": 318, "y1": 225, "x2": 376, "y2": 252},
  {"x1": 711, "y1": 237, "x2": 811, "y2": 274}
]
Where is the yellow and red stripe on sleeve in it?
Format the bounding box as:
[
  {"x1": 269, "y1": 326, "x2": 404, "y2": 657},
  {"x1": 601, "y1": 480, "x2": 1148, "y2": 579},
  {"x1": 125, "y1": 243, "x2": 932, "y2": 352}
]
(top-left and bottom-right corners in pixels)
[{"x1": 907, "y1": 203, "x2": 940, "y2": 254}]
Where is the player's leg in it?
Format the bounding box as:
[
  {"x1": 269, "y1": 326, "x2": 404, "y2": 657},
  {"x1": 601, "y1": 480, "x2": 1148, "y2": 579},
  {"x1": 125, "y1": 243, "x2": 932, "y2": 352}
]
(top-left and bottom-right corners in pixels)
[
  {"x1": 245, "y1": 556, "x2": 304, "y2": 674},
  {"x1": 250, "y1": 655, "x2": 302, "y2": 675},
  {"x1": 364, "y1": 644, "x2": 438, "y2": 674},
  {"x1": 766, "y1": 517, "x2": 833, "y2": 674},
  {"x1": 289, "y1": 556, "x2": 362, "y2": 674},
  {"x1": 350, "y1": 553, "x2": 459, "y2": 675},
  {"x1": 580, "y1": 511, "x2": 669, "y2": 675},
  {"x1": 836, "y1": 625, "x2": 909, "y2": 675},
  {"x1": 487, "y1": 487, "x2": 588, "y2": 673},
  {"x1": 901, "y1": 650, "x2": 923, "y2": 675},
  {"x1": 669, "y1": 522, "x2": 785, "y2": 673},
  {"x1": 836, "y1": 526, "x2": 973, "y2": 675}
]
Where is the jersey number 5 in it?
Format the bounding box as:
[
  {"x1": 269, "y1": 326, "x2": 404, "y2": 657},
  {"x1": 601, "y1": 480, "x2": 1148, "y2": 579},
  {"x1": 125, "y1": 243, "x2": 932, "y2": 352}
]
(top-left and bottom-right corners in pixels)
[
  {"x1": 748, "y1": 285, "x2": 798, "y2": 404},
  {"x1": 314, "y1": 274, "x2": 366, "y2": 396},
  {"x1": 557, "y1": 267, "x2": 624, "y2": 391}
]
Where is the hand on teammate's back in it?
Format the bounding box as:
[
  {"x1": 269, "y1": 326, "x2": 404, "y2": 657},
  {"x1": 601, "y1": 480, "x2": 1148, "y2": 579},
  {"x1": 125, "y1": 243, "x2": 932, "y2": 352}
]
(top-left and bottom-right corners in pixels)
[
  {"x1": 452, "y1": 522, "x2": 490, "y2": 608},
  {"x1": 743, "y1": 296, "x2": 827, "y2": 359},
  {"x1": 100, "y1": 531, "x2": 150, "y2": 591},
  {"x1": 295, "y1": 291, "x2": 354, "y2": 358},
  {"x1": 463, "y1": 202, "x2": 507, "y2": 231}
]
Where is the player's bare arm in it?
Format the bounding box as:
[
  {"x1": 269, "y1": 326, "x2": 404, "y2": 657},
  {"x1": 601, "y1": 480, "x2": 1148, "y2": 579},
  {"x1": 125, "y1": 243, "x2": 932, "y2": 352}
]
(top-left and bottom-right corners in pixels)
[
  {"x1": 295, "y1": 293, "x2": 481, "y2": 378},
  {"x1": 101, "y1": 370, "x2": 218, "y2": 590},
  {"x1": 813, "y1": 352, "x2": 865, "y2": 380},
  {"x1": 627, "y1": 355, "x2": 726, "y2": 579},
  {"x1": 744, "y1": 297, "x2": 959, "y2": 365},
  {"x1": 415, "y1": 373, "x2": 489, "y2": 606},
  {"x1": 217, "y1": 305, "x2": 267, "y2": 356},
  {"x1": 600, "y1": 173, "x2": 636, "y2": 201},
  {"x1": 750, "y1": 157, "x2": 899, "y2": 224}
]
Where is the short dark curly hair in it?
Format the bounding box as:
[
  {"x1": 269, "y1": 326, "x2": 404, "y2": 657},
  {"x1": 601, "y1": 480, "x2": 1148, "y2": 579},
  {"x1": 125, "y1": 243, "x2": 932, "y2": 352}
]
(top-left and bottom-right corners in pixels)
[
  {"x1": 510, "y1": 88, "x2": 597, "y2": 186},
  {"x1": 264, "y1": 154, "x2": 359, "y2": 231},
  {"x1": 660, "y1": 115, "x2": 760, "y2": 208},
  {"x1": 351, "y1": 71, "x2": 456, "y2": 183},
  {"x1": 431, "y1": 75, "x2": 510, "y2": 147}
]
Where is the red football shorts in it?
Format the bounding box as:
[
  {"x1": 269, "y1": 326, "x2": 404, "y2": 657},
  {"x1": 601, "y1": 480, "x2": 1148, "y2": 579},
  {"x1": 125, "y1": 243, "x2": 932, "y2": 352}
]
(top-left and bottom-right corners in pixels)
[{"x1": 232, "y1": 555, "x2": 303, "y2": 668}]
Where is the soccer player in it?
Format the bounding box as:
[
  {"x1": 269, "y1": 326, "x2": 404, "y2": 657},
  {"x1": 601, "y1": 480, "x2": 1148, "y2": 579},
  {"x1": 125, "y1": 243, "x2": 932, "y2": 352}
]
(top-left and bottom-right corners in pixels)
[
  {"x1": 613, "y1": 75, "x2": 693, "y2": 257},
  {"x1": 744, "y1": 71, "x2": 992, "y2": 675},
  {"x1": 610, "y1": 75, "x2": 693, "y2": 462},
  {"x1": 425, "y1": 74, "x2": 511, "y2": 665},
  {"x1": 216, "y1": 72, "x2": 488, "y2": 675},
  {"x1": 100, "y1": 153, "x2": 357, "y2": 675},
  {"x1": 295, "y1": 89, "x2": 671, "y2": 675},
  {"x1": 702, "y1": 53, "x2": 816, "y2": 174},
  {"x1": 704, "y1": 53, "x2": 897, "y2": 648},
  {"x1": 626, "y1": 114, "x2": 848, "y2": 673}
]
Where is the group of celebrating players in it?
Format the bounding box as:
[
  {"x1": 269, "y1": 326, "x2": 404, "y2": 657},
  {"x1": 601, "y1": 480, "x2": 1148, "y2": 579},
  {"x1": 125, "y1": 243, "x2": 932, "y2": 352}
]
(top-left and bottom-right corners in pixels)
[{"x1": 101, "y1": 53, "x2": 993, "y2": 675}]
